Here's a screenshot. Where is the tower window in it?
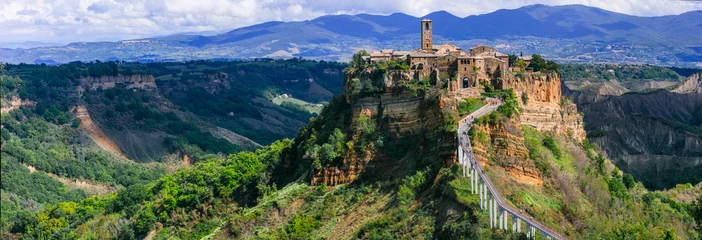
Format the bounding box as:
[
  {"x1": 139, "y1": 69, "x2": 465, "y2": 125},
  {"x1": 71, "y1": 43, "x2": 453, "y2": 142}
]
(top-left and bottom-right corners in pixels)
[{"x1": 425, "y1": 22, "x2": 429, "y2": 30}]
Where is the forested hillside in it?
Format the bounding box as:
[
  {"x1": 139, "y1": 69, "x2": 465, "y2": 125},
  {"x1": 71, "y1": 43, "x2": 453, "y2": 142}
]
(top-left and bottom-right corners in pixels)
[
  {"x1": 3, "y1": 59, "x2": 700, "y2": 239},
  {"x1": 0, "y1": 59, "x2": 345, "y2": 239}
]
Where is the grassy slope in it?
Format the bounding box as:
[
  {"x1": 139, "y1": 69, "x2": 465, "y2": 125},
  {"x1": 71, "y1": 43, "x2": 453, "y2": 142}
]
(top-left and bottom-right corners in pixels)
[{"x1": 271, "y1": 96, "x2": 324, "y2": 115}]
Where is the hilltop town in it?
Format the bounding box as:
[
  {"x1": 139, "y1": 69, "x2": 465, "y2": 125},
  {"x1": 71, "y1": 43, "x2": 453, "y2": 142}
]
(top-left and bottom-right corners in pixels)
[
  {"x1": 364, "y1": 19, "x2": 511, "y2": 90},
  {"x1": 306, "y1": 19, "x2": 585, "y2": 187}
]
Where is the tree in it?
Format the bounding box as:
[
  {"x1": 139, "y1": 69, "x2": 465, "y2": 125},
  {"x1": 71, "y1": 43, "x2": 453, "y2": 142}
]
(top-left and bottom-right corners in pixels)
[
  {"x1": 692, "y1": 195, "x2": 702, "y2": 230},
  {"x1": 529, "y1": 54, "x2": 559, "y2": 73},
  {"x1": 623, "y1": 173, "x2": 635, "y2": 189},
  {"x1": 530, "y1": 54, "x2": 547, "y2": 71},
  {"x1": 134, "y1": 204, "x2": 157, "y2": 236},
  {"x1": 0, "y1": 62, "x2": 5, "y2": 74},
  {"x1": 516, "y1": 60, "x2": 527, "y2": 69},
  {"x1": 352, "y1": 50, "x2": 370, "y2": 69},
  {"x1": 508, "y1": 54, "x2": 518, "y2": 67}
]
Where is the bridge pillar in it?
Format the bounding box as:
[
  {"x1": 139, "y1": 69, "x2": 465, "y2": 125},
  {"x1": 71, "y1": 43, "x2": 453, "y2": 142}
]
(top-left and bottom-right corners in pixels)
[
  {"x1": 488, "y1": 193, "x2": 495, "y2": 228},
  {"x1": 526, "y1": 223, "x2": 531, "y2": 238},
  {"x1": 473, "y1": 168, "x2": 480, "y2": 194},
  {"x1": 484, "y1": 183, "x2": 488, "y2": 211},
  {"x1": 479, "y1": 179, "x2": 483, "y2": 209},
  {"x1": 482, "y1": 180, "x2": 487, "y2": 210},
  {"x1": 498, "y1": 208, "x2": 503, "y2": 230},
  {"x1": 517, "y1": 218, "x2": 521, "y2": 233},
  {"x1": 532, "y1": 226, "x2": 537, "y2": 239},
  {"x1": 531, "y1": 226, "x2": 536, "y2": 240},
  {"x1": 512, "y1": 214, "x2": 516, "y2": 233},
  {"x1": 492, "y1": 197, "x2": 497, "y2": 230},
  {"x1": 495, "y1": 201, "x2": 499, "y2": 230},
  {"x1": 503, "y1": 210, "x2": 507, "y2": 230},
  {"x1": 470, "y1": 167, "x2": 474, "y2": 192},
  {"x1": 472, "y1": 169, "x2": 477, "y2": 194},
  {"x1": 488, "y1": 194, "x2": 493, "y2": 228}
]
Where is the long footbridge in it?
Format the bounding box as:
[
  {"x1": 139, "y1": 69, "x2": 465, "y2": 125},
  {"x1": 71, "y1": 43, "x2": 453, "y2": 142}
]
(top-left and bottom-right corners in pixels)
[{"x1": 456, "y1": 98, "x2": 565, "y2": 240}]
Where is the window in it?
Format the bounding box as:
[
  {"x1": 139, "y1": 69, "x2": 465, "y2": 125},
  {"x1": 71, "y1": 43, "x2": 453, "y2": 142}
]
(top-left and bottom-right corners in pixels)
[{"x1": 425, "y1": 22, "x2": 429, "y2": 30}]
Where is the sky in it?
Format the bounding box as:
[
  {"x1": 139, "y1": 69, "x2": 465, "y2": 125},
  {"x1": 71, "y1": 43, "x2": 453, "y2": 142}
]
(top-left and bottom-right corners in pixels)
[{"x1": 1, "y1": 0, "x2": 701, "y2": 44}]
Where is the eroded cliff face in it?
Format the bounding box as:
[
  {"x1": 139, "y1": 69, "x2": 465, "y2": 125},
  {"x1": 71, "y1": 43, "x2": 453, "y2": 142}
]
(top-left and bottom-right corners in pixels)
[
  {"x1": 311, "y1": 70, "x2": 455, "y2": 186},
  {"x1": 570, "y1": 89, "x2": 702, "y2": 189},
  {"x1": 472, "y1": 116, "x2": 544, "y2": 186},
  {"x1": 1, "y1": 96, "x2": 36, "y2": 113},
  {"x1": 504, "y1": 73, "x2": 586, "y2": 141},
  {"x1": 79, "y1": 74, "x2": 156, "y2": 90}
]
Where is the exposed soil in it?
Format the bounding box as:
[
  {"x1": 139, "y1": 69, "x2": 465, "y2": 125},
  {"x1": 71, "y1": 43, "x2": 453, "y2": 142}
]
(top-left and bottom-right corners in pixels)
[
  {"x1": 75, "y1": 105, "x2": 125, "y2": 157},
  {"x1": 24, "y1": 164, "x2": 118, "y2": 195}
]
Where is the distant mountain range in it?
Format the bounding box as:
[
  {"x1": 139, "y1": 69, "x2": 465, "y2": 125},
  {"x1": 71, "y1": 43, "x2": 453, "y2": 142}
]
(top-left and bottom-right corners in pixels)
[{"x1": 1, "y1": 4, "x2": 701, "y2": 66}]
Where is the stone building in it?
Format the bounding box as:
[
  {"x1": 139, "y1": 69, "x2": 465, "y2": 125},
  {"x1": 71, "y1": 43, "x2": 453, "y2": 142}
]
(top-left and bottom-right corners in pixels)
[{"x1": 368, "y1": 19, "x2": 510, "y2": 89}]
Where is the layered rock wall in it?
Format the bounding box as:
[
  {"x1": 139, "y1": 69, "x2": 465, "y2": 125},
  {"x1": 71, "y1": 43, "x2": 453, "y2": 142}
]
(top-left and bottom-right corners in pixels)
[
  {"x1": 312, "y1": 70, "x2": 453, "y2": 186},
  {"x1": 503, "y1": 73, "x2": 586, "y2": 141},
  {"x1": 472, "y1": 116, "x2": 543, "y2": 185},
  {"x1": 79, "y1": 74, "x2": 156, "y2": 90}
]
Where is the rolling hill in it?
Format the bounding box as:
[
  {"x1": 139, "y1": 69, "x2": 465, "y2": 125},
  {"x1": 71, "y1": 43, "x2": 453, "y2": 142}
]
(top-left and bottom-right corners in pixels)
[{"x1": 1, "y1": 4, "x2": 701, "y2": 66}]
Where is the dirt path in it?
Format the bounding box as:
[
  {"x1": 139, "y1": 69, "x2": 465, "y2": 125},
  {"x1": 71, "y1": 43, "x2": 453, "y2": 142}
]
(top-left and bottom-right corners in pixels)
[{"x1": 75, "y1": 105, "x2": 125, "y2": 157}]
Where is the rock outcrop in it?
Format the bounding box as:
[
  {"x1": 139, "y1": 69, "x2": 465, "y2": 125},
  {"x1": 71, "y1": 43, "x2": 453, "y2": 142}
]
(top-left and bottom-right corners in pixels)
[
  {"x1": 504, "y1": 73, "x2": 586, "y2": 141},
  {"x1": 673, "y1": 73, "x2": 702, "y2": 94},
  {"x1": 79, "y1": 74, "x2": 156, "y2": 90},
  {"x1": 569, "y1": 87, "x2": 702, "y2": 189},
  {"x1": 312, "y1": 70, "x2": 454, "y2": 186},
  {"x1": 472, "y1": 116, "x2": 543, "y2": 186},
  {"x1": 1, "y1": 96, "x2": 36, "y2": 113},
  {"x1": 501, "y1": 72, "x2": 561, "y2": 104}
]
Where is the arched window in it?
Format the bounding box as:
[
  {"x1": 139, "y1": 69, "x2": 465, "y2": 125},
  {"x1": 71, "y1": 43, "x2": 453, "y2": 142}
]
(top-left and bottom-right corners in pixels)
[{"x1": 425, "y1": 22, "x2": 429, "y2": 30}]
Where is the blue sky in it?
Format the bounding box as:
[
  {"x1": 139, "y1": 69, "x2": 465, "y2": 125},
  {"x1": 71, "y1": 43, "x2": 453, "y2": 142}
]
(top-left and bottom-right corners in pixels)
[{"x1": 1, "y1": 0, "x2": 701, "y2": 44}]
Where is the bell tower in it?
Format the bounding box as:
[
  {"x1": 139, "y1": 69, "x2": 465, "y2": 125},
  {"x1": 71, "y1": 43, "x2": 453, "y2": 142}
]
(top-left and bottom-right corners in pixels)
[{"x1": 421, "y1": 19, "x2": 432, "y2": 51}]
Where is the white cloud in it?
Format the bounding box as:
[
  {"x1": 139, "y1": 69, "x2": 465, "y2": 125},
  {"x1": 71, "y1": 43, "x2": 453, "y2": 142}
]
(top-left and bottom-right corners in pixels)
[{"x1": 0, "y1": 0, "x2": 699, "y2": 44}]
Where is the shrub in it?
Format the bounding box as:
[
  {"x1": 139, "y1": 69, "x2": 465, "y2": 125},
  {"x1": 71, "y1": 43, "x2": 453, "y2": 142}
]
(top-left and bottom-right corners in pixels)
[
  {"x1": 607, "y1": 177, "x2": 629, "y2": 200},
  {"x1": 286, "y1": 214, "x2": 321, "y2": 239},
  {"x1": 542, "y1": 136, "x2": 561, "y2": 159},
  {"x1": 623, "y1": 173, "x2": 635, "y2": 189}
]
